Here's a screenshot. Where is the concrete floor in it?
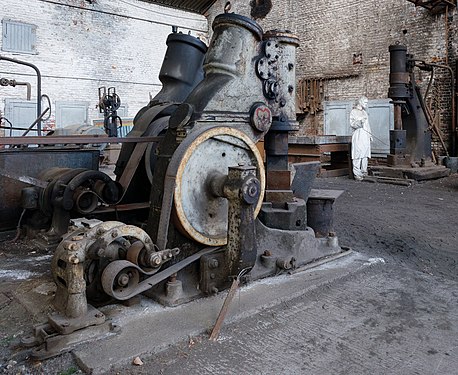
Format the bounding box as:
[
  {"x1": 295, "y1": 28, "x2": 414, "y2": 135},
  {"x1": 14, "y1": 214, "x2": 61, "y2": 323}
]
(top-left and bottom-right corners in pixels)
[
  {"x1": 109, "y1": 255, "x2": 458, "y2": 375},
  {"x1": 1, "y1": 174, "x2": 457, "y2": 374}
]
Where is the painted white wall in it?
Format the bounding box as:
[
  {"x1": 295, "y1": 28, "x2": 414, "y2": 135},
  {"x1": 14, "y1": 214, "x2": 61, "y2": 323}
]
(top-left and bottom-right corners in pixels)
[{"x1": 0, "y1": 0, "x2": 209, "y2": 129}]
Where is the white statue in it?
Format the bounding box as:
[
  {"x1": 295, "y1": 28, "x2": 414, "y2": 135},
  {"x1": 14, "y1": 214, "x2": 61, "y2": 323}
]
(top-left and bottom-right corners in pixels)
[{"x1": 350, "y1": 96, "x2": 372, "y2": 180}]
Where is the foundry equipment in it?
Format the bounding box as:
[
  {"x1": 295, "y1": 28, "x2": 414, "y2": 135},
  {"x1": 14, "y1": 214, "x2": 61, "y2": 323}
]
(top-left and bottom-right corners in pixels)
[
  {"x1": 98, "y1": 86, "x2": 122, "y2": 137},
  {"x1": 383, "y1": 44, "x2": 452, "y2": 179},
  {"x1": 16, "y1": 14, "x2": 345, "y2": 359}
]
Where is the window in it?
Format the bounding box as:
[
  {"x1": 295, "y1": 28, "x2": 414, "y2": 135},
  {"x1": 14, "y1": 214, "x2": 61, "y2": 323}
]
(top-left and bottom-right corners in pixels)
[
  {"x1": 2, "y1": 19, "x2": 37, "y2": 54},
  {"x1": 55, "y1": 101, "x2": 89, "y2": 128}
]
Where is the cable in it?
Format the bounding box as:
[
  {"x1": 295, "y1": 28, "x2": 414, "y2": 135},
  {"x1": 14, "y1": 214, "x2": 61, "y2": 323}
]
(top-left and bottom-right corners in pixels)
[
  {"x1": 0, "y1": 117, "x2": 13, "y2": 137},
  {"x1": 11, "y1": 208, "x2": 26, "y2": 242},
  {"x1": 36, "y1": 0, "x2": 207, "y2": 33},
  {"x1": 117, "y1": 0, "x2": 206, "y2": 22},
  {"x1": 0, "y1": 71, "x2": 162, "y2": 87},
  {"x1": 41, "y1": 94, "x2": 52, "y2": 121}
]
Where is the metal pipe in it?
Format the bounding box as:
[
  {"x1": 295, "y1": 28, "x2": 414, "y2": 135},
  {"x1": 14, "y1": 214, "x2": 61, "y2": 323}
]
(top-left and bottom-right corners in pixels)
[
  {"x1": 0, "y1": 135, "x2": 163, "y2": 146},
  {"x1": 15, "y1": 81, "x2": 32, "y2": 100},
  {"x1": 0, "y1": 55, "x2": 42, "y2": 134},
  {"x1": 0, "y1": 78, "x2": 32, "y2": 100},
  {"x1": 415, "y1": 61, "x2": 455, "y2": 156}
]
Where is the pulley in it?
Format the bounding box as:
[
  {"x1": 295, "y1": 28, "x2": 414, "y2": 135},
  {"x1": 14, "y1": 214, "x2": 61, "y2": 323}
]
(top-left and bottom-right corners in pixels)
[{"x1": 168, "y1": 126, "x2": 265, "y2": 246}]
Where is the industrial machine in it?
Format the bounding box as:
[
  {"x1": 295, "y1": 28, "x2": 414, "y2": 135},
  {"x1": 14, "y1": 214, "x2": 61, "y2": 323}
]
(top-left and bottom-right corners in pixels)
[
  {"x1": 370, "y1": 43, "x2": 451, "y2": 180},
  {"x1": 8, "y1": 13, "x2": 345, "y2": 359}
]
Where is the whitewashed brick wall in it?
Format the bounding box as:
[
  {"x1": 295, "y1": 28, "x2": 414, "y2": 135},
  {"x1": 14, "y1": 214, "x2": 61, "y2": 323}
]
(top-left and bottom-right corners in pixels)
[{"x1": 0, "y1": 0, "x2": 208, "y2": 128}]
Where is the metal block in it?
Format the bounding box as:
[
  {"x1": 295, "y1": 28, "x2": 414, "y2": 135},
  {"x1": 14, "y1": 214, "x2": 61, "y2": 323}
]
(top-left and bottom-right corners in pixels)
[
  {"x1": 258, "y1": 199, "x2": 306, "y2": 230},
  {"x1": 444, "y1": 156, "x2": 458, "y2": 173},
  {"x1": 291, "y1": 161, "x2": 320, "y2": 201},
  {"x1": 266, "y1": 170, "x2": 291, "y2": 190},
  {"x1": 264, "y1": 189, "x2": 295, "y2": 203}
]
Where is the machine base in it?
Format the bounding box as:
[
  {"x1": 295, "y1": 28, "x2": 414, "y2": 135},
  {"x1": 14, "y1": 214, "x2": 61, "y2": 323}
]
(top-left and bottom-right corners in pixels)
[{"x1": 370, "y1": 165, "x2": 450, "y2": 181}]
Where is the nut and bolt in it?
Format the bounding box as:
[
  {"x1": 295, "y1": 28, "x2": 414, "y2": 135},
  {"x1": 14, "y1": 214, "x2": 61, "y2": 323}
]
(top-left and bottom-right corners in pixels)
[
  {"x1": 118, "y1": 273, "x2": 130, "y2": 287},
  {"x1": 209, "y1": 259, "x2": 219, "y2": 269},
  {"x1": 150, "y1": 255, "x2": 162, "y2": 266},
  {"x1": 68, "y1": 243, "x2": 78, "y2": 251}
]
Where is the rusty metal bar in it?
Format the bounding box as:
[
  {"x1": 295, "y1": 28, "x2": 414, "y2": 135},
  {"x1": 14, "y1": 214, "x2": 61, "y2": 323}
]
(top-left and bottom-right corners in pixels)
[
  {"x1": 209, "y1": 278, "x2": 240, "y2": 341},
  {"x1": 394, "y1": 105, "x2": 403, "y2": 130},
  {"x1": 21, "y1": 108, "x2": 50, "y2": 137},
  {"x1": 0, "y1": 135, "x2": 163, "y2": 145}
]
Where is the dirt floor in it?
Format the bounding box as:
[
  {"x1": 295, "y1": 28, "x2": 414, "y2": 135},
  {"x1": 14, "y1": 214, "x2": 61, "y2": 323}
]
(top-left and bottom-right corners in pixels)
[
  {"x1": 323, "y1": 173, "x2": 458, "y2": 281},
  {"x1": 0, "y1": 173, "x2": 457, "y2": 374}
]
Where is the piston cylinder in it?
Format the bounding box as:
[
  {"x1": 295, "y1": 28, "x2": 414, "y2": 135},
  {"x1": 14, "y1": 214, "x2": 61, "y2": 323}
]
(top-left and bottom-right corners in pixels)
[{"x1": 388, "y1": 44, "x2": 410, "y2": 99}]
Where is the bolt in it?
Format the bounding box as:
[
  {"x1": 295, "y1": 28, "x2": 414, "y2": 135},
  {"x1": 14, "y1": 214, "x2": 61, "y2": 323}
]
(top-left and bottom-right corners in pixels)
[
  {"x1": 210, "y1": 273, "x2": 215, "y2": 279},
  {"x1": 111, "y1": 231, "x2": 118, "y2": 238},
  {"x1": 263, "y1": 250, "x2": 272, "y2": 257},
  {"x1": 96, "y1": 228, "x2": 104, "y2": 235},
  {"x1": 288, "y1": 85, "x2": 294, "y2": 93},
  {"x1": 209, "y1": 259, "x2": 219, "y2": 269},
  {"x1": 248, "y1": 185, "x2": 258, "y2": 197},
  {"x1": 118, "y1": 273, "x2": 130, "y2": 287},
  {"x1": 288, "y1": 63, "x2": 294, "y2": 70},
  {"x1": 68, "y1": 243, "x2": 78, "y2": 251},
  {"x1": 211, "y1": 287, "x2": 219, "y2": 294},
  {"x1": 69, "y1": 255, "x2": 79, "y2": 264},
  {"x1": 280, "y1": 99, "x2": 286, "y2": 107}
]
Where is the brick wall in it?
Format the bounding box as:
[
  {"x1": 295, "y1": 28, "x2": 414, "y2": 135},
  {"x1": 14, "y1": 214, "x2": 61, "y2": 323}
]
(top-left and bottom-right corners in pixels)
[
  {"x1": 0, "y1": 0, "x2": 208, "y2": 129},
  {"x1": 208, "y1": 1, "x2": 456, "y2": 155}
]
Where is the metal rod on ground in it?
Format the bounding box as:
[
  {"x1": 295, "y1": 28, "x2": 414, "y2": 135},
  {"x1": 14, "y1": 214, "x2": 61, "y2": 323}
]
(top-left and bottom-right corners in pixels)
[{"x1": 209, "y1": 268, "x2": 250, "y2": 341}]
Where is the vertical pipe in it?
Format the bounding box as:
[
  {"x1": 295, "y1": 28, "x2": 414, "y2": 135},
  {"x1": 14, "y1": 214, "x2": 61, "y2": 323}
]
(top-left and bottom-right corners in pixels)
[{"x1": 0, "y1": 55, "x2": 42, "y2": 135}]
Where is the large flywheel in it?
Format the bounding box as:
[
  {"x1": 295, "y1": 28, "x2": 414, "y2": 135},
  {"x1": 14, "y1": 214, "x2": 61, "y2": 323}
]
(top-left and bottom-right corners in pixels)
[{"x1": 170, "y1": 126, "x2": 265, "y2": 246}]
